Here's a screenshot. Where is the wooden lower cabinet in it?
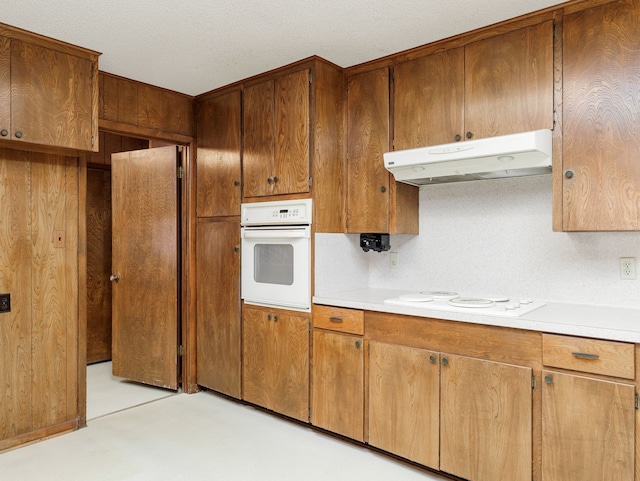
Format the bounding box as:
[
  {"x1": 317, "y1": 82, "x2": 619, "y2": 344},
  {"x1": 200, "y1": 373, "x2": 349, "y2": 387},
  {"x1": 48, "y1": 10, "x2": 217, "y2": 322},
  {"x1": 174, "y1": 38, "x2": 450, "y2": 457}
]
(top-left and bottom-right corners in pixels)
[
  {"x1": 368, "y1": 341, "x2": 440, "y2": 468},
  {"x1": 440, "y1": 354, "x2": 533, "y2": 481},
  {"x1": 311, "y1": 329, "x2": 364, "y2": 440},
  {"x1": 242, "y1": 306, "x2": 310, "y2": 422},
  {"x1": 541, "y1": 370, "x2": 635, "y2": 481}
]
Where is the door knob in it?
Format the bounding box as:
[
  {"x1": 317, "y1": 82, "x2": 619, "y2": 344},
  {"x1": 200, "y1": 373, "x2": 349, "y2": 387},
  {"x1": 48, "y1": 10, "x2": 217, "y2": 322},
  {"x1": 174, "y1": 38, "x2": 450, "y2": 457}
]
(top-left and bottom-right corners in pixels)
[{"x1": 110, "y1": 274, "x2": 120, "y2": 282}]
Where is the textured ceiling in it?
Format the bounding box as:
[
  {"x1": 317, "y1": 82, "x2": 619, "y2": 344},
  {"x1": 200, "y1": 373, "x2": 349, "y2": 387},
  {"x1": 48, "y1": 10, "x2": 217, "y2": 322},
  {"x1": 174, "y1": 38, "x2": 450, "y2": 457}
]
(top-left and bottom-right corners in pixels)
[{"x1": 2, "y1": 0, "x2": 567, "y2": 96}]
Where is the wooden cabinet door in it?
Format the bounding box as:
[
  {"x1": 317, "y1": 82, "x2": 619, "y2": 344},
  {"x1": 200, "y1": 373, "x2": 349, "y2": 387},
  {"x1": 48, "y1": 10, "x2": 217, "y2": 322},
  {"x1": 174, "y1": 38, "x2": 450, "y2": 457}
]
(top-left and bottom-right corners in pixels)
[
  {"x1": 269, "y1": 311, "x2": 310, "y2": 422},
  {"x1": 273, "y1": 69, "x2": 310, "y2": 196},
  {"x1": 243, "y1": 79, "x2": 275, "y2": 197},
  {"x1": 196, "y1": 219, "x2": 241, "y2": 398},
  {"x1": 542, "y1": 370, "x2": 635, "y2": 481},
  {"x1": 369, "y1": 342, "x2": 440, "y2": 469},
  {"x1": 0, "y1": 36, "x2": 9, "y2": 137},
  {"x1": 393, "y1": 48, "x2": 465, "y2": 150},
  {"x1": 311, "y1": 330, "x2": 364, "y2": 441},
  {"x1": 464, "y1": 21, "x2": 553, "y2": 140},
  {"x1": 346, "y1": 67, "x2": 391, "y2": 233},
  {"x1": 111, "y1": 146, "x2": 180, "y2": 390},
  {"x1": 440, "y1": 354, "x2": 532, "y2": 481},
  {"x1": 11, "y1": 39, "x2": 95, "y2": 151},
  {"x1": 243, "y1": 306, "x2": 310, "y2": 421},
  {"x1": 196, "y1": 90, "x2": 241, "y2": 217},
  {"x1": 562, "y1": 0, "x2": 640, "y2": 231}
]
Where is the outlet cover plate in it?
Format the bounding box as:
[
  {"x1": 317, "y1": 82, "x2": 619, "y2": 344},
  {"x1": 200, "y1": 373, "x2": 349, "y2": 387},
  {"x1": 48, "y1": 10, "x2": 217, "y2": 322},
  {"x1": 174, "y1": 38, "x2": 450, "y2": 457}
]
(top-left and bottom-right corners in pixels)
[{"x1": 620, "y1": 257, "x2": 637, "y2": 280}]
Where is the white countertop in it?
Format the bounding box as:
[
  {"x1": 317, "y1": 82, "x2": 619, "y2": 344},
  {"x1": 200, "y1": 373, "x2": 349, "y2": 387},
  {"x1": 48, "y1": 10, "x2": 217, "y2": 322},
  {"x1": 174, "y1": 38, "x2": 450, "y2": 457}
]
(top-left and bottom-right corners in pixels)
[{"x1": 313, "y1": 288, "x2": 640, "y2": 343}]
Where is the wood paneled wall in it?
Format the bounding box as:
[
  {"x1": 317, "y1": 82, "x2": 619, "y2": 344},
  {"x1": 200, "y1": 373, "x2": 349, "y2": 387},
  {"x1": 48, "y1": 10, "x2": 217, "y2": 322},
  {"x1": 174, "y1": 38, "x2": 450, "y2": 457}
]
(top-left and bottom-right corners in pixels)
[{"x1": 0, "y1": 147, "x2": 78, "y2": 450}]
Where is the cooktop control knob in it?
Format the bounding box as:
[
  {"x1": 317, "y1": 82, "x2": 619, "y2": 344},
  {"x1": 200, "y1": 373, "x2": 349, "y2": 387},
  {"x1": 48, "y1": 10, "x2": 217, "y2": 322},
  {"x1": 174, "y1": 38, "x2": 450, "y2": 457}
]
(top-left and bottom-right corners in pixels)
[{"x1": 519, "y1": 298, "x2": 533, "y2": 304}]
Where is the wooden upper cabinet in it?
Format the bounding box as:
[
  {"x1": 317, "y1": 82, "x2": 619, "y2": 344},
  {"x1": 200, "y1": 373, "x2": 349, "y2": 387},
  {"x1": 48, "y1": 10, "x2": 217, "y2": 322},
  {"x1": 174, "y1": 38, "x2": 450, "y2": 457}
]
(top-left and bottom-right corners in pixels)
[
  {"x1": 393, "y1": 48, "x2": 465, "y2": 150},
  {"x1": 464, "y1": 21, "x2": 554, "y2": 139},
  {"x1": 242, "y1": 69, "x2": 310, "y2": 198},
  {"x1": 196, "y1": 90, "x2": 241, "y2": 217},
  {"x1": 561, "y1": 0, "x2": 640, "y2": 231},
  {"x1": 347, "y1": 67, "x2": 418, "y2": 234},
  {"x1": 0, "y1": 30, "x2": 98, "y2": 152}
]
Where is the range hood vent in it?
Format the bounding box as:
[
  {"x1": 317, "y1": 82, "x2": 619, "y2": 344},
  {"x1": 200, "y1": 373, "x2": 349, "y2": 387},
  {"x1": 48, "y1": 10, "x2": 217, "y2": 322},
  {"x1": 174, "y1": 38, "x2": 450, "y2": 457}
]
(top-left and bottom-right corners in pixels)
[{"x1": 384, "y1": 129, "x2": 552, "y2": 185}]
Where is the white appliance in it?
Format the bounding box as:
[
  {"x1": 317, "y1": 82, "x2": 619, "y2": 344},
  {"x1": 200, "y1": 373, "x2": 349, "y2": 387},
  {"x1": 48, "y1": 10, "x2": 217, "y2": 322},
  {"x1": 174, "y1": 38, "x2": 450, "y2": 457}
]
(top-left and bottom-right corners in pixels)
[
  {"x1": 384, "y1": 290, "x2": 546, "y2": 318},
  {"x1": 241, "y1": 199, "x2": 312, "y2": 312},
  {"x1": 384, "y1": 129, "x2": 552, "y2": 185}
]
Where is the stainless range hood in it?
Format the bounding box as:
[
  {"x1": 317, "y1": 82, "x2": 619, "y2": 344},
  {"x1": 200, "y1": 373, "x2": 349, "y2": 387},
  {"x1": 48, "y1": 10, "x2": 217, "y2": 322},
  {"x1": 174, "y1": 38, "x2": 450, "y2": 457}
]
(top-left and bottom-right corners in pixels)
[{"x1": 384, "y1": 129, "x2": 552, "y2": 185}]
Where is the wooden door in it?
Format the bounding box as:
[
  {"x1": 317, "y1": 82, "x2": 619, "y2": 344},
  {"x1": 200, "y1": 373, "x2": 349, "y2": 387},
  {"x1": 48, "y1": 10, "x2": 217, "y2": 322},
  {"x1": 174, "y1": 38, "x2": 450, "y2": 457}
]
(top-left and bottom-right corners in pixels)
[
  {"x1": 393, "y1": 48, "x2": 465, "y2": 149},
  {"x1": 542, "y1": 370, "x2": 634, "y2": 481},
  {"x1": 562, "y1": 0, "x2": 640, "y2": 230},
  {"x1": 273, "y1": 69, "x2": 310, "y2": 196},
  {"x1": 269, "y1": 311, "x2": 309, "y2": 422},
  {"x1": 346, "y1": 67, "x2": 390, "y2": 233},
  {"x1": 311, "y1": 330, "x2": 364, "y2": 440},
  {"x1": 242, "y1": 306, "x2": 272, "y2": 409},
  {"x1": 0, "y1": 36, "x2": 10, "y2": 136},
  {"x1": 196, "y1": 219, "x2": 241, "y2": 398},
  {"x1": 440, "y1": 354, "x2": 532, "y2": 481},
  {"x1": 243, "y1": 80, "x2": 275, "y2": 197},
  {"x1": 111, "y1": 146, "x2": 180, "y2": 390},
  {"x1": 464, "y1": 21, "x2": 553, "y2": 140},
  {"x1": 11, "y1": 39, "x2": 94, "y2": 151},
  {"x1": 196, "y1": 90, "x2": 241, "y2": 217},
  {"x1": 369, "y1": 342, "x2": 440, "y2": 469}
]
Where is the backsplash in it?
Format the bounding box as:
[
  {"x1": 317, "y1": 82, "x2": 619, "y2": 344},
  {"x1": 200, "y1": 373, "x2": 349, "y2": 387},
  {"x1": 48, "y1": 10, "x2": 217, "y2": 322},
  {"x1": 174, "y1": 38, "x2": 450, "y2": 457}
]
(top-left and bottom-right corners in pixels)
[{"x1": 315, "y1": 175, "x2": 640, "y2": 308}]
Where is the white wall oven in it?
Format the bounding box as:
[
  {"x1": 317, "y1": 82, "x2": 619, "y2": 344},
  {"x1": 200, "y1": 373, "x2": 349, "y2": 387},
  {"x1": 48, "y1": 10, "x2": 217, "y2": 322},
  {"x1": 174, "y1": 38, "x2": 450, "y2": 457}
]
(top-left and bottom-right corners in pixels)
[{"x1": 241, "y1": 199, "x2": 312, "y2": 312}]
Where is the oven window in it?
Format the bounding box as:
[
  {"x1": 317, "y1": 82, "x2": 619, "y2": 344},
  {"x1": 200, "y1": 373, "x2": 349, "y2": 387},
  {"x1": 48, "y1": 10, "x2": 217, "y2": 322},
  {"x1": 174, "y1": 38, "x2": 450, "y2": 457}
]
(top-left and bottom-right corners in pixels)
[{"x1": 254, "y1": 244, "x2": 294, "y2": 285}]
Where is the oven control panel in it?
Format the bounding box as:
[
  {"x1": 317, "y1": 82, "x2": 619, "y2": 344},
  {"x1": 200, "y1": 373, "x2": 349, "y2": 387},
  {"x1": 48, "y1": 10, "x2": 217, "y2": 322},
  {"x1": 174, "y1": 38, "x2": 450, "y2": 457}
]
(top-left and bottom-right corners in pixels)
[{"x1": 241, "y1": 199, "x2": 312, "y2": 226}]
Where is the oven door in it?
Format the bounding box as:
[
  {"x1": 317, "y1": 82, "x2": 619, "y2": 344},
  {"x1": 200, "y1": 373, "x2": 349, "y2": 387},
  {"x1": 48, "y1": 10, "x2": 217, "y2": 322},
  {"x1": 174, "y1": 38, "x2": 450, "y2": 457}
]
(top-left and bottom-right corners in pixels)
[{"x1": 241, "y1": 225, "x2": 311, "y2": 312}]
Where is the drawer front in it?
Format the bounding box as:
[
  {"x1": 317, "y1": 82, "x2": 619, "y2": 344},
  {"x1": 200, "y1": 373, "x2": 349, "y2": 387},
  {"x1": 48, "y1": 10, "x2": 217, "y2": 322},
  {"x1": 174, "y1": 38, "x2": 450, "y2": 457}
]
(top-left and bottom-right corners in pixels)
[
  {"x1": 542, "y1": 334, "x2": 635, "y2": 379},
  {"x1": 313, "y1": 305, "x2": 364, "y2": 335}
]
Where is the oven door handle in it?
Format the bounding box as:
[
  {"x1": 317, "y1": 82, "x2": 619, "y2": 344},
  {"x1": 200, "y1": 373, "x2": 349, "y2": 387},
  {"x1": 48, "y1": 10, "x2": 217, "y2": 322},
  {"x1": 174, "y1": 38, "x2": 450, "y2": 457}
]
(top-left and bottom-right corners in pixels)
[{"x1": 242, "y1": 229, "x2": 309, "y2": 239}]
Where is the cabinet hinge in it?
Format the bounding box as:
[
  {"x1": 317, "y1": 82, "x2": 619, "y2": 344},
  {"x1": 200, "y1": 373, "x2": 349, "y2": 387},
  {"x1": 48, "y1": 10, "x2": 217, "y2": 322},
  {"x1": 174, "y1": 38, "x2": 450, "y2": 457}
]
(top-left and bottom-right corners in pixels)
[
  {"x1": 635, "y1": 392, "x2": 639, "y2": 410},
  {"x1": 532, "y1": 374, "x2": 537, "y2": 389},
  {"x1": 308, "y1": 177, "x2": 312, "y2": 188},
  {"x1": 177, "y1": 166, "x2": 184, "y2": 179},
  {"x1": 178, "y1": 345, "x2": 184, "y2": 357},
  {"x1": 553, "y1": 23, "x2": 557, "y2": 39},
  {"x1": 91, "y1": 135, "x2": 95, "y2": 147},
  {"x1": 308, "y1": 71, "x2": 313, "y2": 84}
]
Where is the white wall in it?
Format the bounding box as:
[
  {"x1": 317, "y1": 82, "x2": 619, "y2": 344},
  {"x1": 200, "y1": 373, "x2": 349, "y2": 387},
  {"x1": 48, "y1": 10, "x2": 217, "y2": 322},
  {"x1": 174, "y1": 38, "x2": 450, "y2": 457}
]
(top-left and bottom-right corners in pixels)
[{"x1": 315, "y1": 175, "x2": 640, "y2": 308}]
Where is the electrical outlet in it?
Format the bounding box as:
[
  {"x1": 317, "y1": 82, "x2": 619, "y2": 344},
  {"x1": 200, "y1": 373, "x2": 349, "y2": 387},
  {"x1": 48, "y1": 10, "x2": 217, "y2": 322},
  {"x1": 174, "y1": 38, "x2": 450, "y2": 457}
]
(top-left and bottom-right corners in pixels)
[
  {"x1": 620, "y1": 257, "x2": 636, "y2": 280},
  {"x1": 390, "y1": 252, "x2": 399, "y2": 269}
]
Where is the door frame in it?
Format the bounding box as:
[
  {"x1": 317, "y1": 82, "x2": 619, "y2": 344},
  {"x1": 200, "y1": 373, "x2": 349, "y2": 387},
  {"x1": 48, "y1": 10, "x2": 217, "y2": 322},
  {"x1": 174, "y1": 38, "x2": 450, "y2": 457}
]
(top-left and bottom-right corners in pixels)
[{"x1": 78, "y1": 127, "x2": 197, "y2": 427}]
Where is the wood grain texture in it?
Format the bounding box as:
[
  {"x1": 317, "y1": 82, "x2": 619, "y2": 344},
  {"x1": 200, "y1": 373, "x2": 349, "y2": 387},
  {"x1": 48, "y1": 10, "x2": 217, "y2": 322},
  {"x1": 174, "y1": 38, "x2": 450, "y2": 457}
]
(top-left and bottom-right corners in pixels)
[
  {"x1": 86, "y1": 169, "x2": 112, "y2": 364},
  {"x1": 242, "y1": 80, "x2": 275, "y2": 197},
  {"x1": 101, "y1": 74, "x2": 138, "y2": 126},
  {"x1": 30, "y1": 153, "x2": 72, "y2": 429},
  {"x1": 440, "y1": 354, "x2": 532, "y2": 481},
  {"x1": 137, "y1": 83, "x2": 195, "y2": 136},
  {"x1": 11, "y1": 39, "x2": 95, "y2": 151},
  {"x1": 542, "y1": 370, "x2": 635, "y2": 481},
  {"x1": 311, "y1": 330, "x2": 364, "y2": 440},
  {"x1": 346, "y1": 67, "x2": 390, "y2": 233},
  {"x1": 313, "y1": 305, "x2": 364, "y2": 335},
  {"x1": 0, "y1": 36, "x2": 9, "y2": 136},
  {"x1": 542, "y1": 333, "x2": 635, "y2": 379},
  {"x1": 368, "y1": 341, "x2": 439, "y2": 468},
  {"x1": 111, "y1": 146, "x2": 179, "y2": 390},
  {"x1": 311, "y1": 61, "x2": 345, "y2": 233},
  {"x1": 393, "y1": 48, "x2": 465, "y2": 149},
  {"x1": 562, "y1": 0, "x2": 640, "y2": 230},
  {"x1": 242, "y1": 306, "x2": 310, "y2": 422},
  {"x1": 0, "y1": 149, "x2": 32, "y2": 440},
  {"x1": 274, "y1": 69, "x2": 310, "y2": 196},
  {"x1": 196, "y1": 90, "x2": 241, "y2": 217},
  {"x1": 196, "y1": 219, "x2": 241, "y2": 398},
  {"x1": 464, "y1": 21, "x2": 554, "y2": 139}
]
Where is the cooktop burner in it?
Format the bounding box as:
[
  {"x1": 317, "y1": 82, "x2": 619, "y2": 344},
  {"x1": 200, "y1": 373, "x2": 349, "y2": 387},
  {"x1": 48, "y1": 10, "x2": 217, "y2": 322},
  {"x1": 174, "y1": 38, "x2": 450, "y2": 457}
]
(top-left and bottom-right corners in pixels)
[{"x1": 384, "y1": 292, "x2": 545, "y2": 318}]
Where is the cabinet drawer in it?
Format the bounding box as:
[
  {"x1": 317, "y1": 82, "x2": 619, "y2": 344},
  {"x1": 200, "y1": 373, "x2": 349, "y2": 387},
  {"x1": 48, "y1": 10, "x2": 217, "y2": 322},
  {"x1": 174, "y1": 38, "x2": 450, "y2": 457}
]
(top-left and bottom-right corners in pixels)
[
  {"x1": 542, "y1": 334, "x2": 635, "y2": 379},
  {"x1": 313, "y1": 305, "x2": 364, "y2": 335}
]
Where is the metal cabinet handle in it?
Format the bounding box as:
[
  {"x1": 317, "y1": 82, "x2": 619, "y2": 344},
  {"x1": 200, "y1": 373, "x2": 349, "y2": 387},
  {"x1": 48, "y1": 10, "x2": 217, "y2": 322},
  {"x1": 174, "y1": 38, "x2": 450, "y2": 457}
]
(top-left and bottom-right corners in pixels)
[
  {"x1": 233, "y1": 246, "x2": 239, "y2": 253},
  {"x1": 454, "y1": 134, "x2": 461, "y2": 142},
  {"x1": 380, "y1": 186, "x2": 387, "y2": 193},
  {"x1": 267, "y1": 314, "x2": 271, "y2": 321},
  {"x1": 15, "y1": 131, "x2": 23, "y2": 139},
  {"x1": 466, "y1": 131, "x2": 473, "y2": 139},
  {"x1": 442, "y1": 357, "x2": 449, "y2": 366},
  {"x1": 267, "y1": 177, "x2": 273, "y2": 184},
  {"x1": 0, "y1": 129, "x2": 7, "y2": 137},
  {"x1": 233, "y1": 180, "x2": 240, "y2": 186},
  {"x1": 273, "y1": 315, "x2": 278, "y2": 322},
  {"x1": 329, "y1": 317, "x2": 343, "y2": 323},
  {"x1": 355, "y1": 341, "x2": 361, "y2": 348},
  {"x1": 110, "y1": 274, "x2": 120, "y2": 282},
  {"x1": 571, "y1": 352, "x2": 599, "y2": 360},
  {"x1": 544, "y1": 375, "x2": 553, "y2": 384},
  {"x1": 564, "y1": 170, "x2": 574, "y2": 179},
  {"x1": 429, "y1": 355, "x2": 436, "y2": 363},
  {"x1": 273, "y1": 176, "x2": 279, "y2": 183}
]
